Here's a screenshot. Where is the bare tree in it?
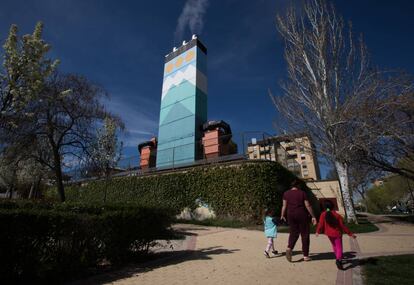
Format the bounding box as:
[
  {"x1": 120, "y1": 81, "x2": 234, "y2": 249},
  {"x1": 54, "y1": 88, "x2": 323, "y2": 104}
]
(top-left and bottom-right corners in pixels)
[
  {"x1": 271, "y1": 0, "x2": 413, "y2": 222},
  {"x1": 348, "y1": 89, "x2": 414, "y2": 180},
  {"x1": 348, "y1": 162, "x2": 381, "y2": 208},
  {"x1": 6, "y1": 73, "x2": 116, "y2": 202}
]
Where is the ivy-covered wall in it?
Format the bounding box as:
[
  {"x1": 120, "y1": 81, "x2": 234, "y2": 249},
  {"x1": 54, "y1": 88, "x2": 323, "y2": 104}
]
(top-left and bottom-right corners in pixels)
[{"x1": 54, "y1": 161, "x2": 317, "y2": 221}]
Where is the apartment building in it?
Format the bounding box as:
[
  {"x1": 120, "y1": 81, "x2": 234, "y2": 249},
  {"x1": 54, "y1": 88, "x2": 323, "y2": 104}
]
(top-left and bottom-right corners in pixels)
[{"x1": 247, "y1": 133, "x2": 321, "y2": 181}]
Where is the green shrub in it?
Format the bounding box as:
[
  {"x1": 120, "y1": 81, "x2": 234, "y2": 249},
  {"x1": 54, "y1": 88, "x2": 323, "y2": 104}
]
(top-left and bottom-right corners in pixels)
[
  {"x1": 0, "y1": 202, "x2": 174, "y2": 284},
  {"x1": 47, "y1": 161, "x2": 317, "y2": 221}
]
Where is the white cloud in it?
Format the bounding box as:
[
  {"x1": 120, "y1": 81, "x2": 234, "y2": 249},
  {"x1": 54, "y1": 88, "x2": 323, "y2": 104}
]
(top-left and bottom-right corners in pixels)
[{"x1": 105, "y1": 96, "x2": 159, "y2": 147}]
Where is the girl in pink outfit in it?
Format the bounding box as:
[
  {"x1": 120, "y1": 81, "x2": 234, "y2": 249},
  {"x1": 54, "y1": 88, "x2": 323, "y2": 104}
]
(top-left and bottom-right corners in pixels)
[{"x1": 316, "y1": 200, "x2": 356, "y2": 270}]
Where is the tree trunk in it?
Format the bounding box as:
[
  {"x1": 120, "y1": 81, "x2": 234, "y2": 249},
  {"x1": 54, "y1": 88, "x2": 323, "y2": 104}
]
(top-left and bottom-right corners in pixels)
[
  {"x1": 34, "y1": 177, "x2": 42, "y2": 199},
  {"x1": 7, "y1": 184, "x2": 13, "y2": 199},
  {"x1": 52, "y1": 148, "x2": 66, "y2": 202},
  {"x1": 357, "y1": 188, "x2": 368, "y2": 212},
  {"x1": 335, "y1": 161, "x2": 357, "y2": 223},
  {"x1": 103, "y1": 176, "x2": 109, "y2": 203},
  {"x1": 28, "y1": 181, "x2": 35, "y2": 199}
]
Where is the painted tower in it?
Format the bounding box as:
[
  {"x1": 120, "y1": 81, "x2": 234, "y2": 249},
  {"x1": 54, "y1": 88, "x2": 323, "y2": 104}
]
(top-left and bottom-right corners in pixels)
[{"x1": 156, "y1": 35, "x2": 208, "y2": 168}]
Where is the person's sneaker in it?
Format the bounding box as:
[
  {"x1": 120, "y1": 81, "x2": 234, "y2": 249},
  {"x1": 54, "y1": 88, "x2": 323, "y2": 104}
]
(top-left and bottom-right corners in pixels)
[
  {"x1": 336, "y1": 259, "x2": 343, "y2": 270},
  {"x1": 285, "y1": 248, "x2": 292, "y2": 262},
  {"x1": 264, "y1": 251, "x2": 270, "y2": 258},
  {"x1": 272, "y1": 250, "x2": 279, "y2": 255}
]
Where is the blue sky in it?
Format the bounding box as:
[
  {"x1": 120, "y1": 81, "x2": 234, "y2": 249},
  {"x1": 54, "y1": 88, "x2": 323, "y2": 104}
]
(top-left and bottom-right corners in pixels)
[{"x1": 1, "y1": 0, "x2": 413, "y2": 177}]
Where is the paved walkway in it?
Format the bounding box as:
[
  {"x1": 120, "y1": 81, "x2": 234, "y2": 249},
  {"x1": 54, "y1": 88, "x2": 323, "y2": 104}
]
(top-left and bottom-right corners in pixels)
[{"x1": 72, "y1": 214, "x2": 414, "y2": 285}]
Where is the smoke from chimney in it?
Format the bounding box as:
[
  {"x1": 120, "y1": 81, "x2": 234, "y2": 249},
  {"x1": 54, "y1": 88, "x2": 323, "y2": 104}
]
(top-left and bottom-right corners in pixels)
[{"x1": 175, "y1": 0, "x2": 209, "y2": 42}]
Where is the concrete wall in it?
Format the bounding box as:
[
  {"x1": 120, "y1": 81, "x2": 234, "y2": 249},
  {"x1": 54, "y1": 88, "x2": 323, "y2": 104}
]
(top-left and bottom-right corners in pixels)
[{"x1": 306, "y1": 180, "x2": 345, "y2": 216}]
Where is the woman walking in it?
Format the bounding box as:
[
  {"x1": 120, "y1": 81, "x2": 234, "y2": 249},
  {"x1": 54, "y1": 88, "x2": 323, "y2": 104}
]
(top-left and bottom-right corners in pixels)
[{"x1": 280, "y1": 180, "x2": 317, "y2": 262}]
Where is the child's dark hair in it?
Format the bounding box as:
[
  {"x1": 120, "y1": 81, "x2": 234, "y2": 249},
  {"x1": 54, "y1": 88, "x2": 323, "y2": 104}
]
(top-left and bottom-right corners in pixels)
[
  {"x1": 323, "y1": 200, "x2": 338, "y2": 227},
  {"x1": 263, "y1": 207, "x2": 275, "y2": 217}
]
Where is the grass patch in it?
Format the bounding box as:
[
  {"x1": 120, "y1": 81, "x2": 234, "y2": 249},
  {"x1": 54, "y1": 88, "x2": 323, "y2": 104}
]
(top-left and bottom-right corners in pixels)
[
  {"x1": 362, "y1": 255, "x2": 414, "y2": 285},
  {"x1": 175, "y1": 218, "x2": 253, "y2": 228},
  {"x1": 277, "y1": 222, "x2": 378, "y2": 234},
  {"x1": 347, "y1": 215, "x2": 379, "y2": 233},
  {"x1": 385, "y1": 215, "x2": 414, "y2": 224},
  {"x1": 271, "y1": 214, "x2": 378, "y2": 233}
]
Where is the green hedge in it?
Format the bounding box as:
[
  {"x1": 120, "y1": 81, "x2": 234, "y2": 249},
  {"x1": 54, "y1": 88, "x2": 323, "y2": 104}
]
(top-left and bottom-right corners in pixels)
[
  {"x1": 51, "y1": 161, "x2": 317, "y2": 221},
  {"x1": 0, "y1": 202, "x2": 174, "y2": 284}
]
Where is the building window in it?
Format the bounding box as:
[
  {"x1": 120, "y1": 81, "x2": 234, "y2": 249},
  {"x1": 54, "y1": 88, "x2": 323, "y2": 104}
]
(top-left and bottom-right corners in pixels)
[
  {"x1": 287, "y1": 163, "x2": 296, "y2": 168},
  {"x1": 302, "y1": 164, "x2": 307, "y2": 169},
  {"x1": 301, "y1": 154, "x2": 306, "y2": 160}
]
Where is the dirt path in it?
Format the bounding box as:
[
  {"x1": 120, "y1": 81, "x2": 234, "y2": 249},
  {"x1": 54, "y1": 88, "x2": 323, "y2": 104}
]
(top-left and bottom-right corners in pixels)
[{"x1": 70, "y1": 216, "x2": 414, "y2": 285}]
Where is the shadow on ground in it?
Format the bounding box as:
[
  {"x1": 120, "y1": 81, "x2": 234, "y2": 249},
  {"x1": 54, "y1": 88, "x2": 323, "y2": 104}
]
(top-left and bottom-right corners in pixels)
[
  {"x1": 288, "y1": 251, "x2": 357, "y2": 266},
  {"x1": 68, "y1": 246, "x2": 240, "y2": 285}
]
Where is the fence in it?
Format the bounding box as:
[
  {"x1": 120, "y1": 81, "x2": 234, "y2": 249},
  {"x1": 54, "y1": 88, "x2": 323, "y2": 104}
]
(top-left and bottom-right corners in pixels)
[{"x1": 63, "y1": 131, "x2": 293, "y2": 182}]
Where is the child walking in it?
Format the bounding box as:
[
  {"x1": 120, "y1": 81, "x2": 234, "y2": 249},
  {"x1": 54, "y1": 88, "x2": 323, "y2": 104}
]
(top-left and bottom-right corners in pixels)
[
  {"x1": 316, "y1": 200, "x2": 356, "y2": 269},
  {"x1": 263, "y1": 208, "x2": 278, "y2": 258}
]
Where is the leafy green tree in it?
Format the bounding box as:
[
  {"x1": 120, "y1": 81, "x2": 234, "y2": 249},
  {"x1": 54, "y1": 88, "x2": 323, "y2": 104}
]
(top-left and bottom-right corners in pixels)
[
  {"x1": 366, "y1": 172, "x2": 414, "y2": 213},
  {"x1": 366, "y1": 185, "x2": 390, "y2": 214}
]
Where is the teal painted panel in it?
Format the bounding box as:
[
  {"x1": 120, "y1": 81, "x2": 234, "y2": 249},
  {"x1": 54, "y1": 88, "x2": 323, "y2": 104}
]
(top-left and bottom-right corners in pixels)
[
  {"x1": 157, "y1": 136, "x2": 194, "y2": 150},
  {"x1": 157, "y1": 115, "x2": 195, "y2": 145},
  {"x1": 161, "y1": 80, "x2": 196, "y2": 109},
  {"x1": 160, "y1": 99, "x2": 195, "y2": 126},
  {"x1": 156, "y1": 141, "x2": 195, "y2": 167},
  {"x1": 156, "y1": 148, "x2": 174, "y2": 168},
  {"x1": 173, "y1": 142, "x2": 195, "y2": 163}
]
